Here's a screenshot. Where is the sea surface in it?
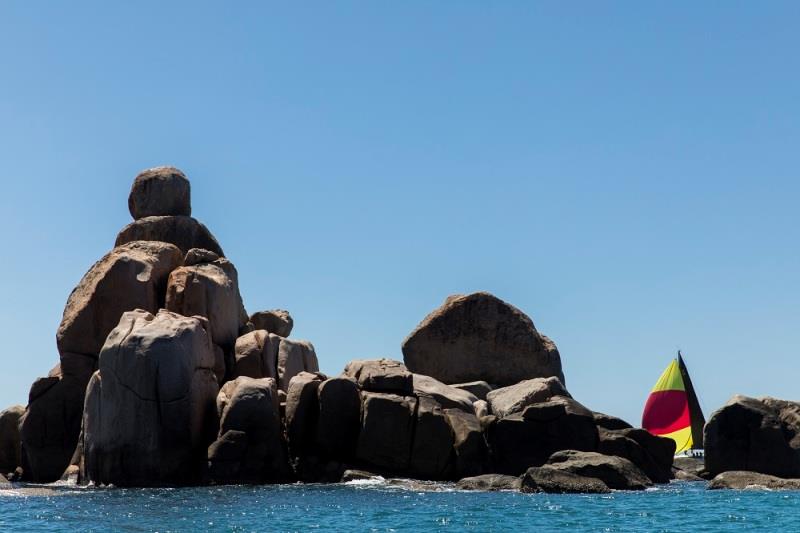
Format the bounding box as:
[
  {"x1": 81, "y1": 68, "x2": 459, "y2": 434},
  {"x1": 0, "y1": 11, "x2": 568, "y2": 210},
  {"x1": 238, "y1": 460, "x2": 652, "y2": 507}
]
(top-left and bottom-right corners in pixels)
[{"x1": 1, "y1": 479, "x2": 798, "y2": 532}]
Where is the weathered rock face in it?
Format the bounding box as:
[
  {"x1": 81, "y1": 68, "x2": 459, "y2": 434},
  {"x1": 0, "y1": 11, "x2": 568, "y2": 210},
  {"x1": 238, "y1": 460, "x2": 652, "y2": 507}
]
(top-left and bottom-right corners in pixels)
[
  {"x1": 456, "y1": 473, "x2": 521, "y2": 491},
  {"x1": 704, "y1": 395, "x2": 800, "y2": 478},
  {"x1": 356, "y1": 392, "x2": 417, "y2": 472},
  {"x1": 115, "y1": 215, "x2": 224, "y2": 257},
  {"x1": 208, "y1": 376, "x2": 287, "y2": 483},
  {"x1": 413, "y1": 374, "x2": 478, "y2": 413},
  {"x1": 128, "y1": 166, "x2": 191, "y2": 220},
  {"x1": 598, "y1": 428, "x2": 675, "y2": 483},
  {"x1": 402, "y1": 292, "x2": 564, "y2": 387},
  {"x1": 234, "y1": 330, "x2": 280, "y2": 380},
  {"x1": 165, "y1": 256, "x2": 248, "y2": 352},
  {"x1": 83, "y1": 310, "x2": 219, "y2": 487},
  {"x1": 445, "y1": 408, "x2": 489, "y2": 477},
  {"x1": 451, "y1": 381, "x2": 492, "y2": 401},
  {"x1": 277, "y1": 339, "x2": 319, "y2": 391},
  {"x1": 250, "y1": 310, "x2": 293, "y2": 338},
  {"x1": 410, "y1": 397, "x2": 455, "y2": 479},
  {"x1": 487, "y1": 377, "x2": 569, "y2": 419},
  {"x1": 488, "y1": 396, "x2": 599, "y2": 475},
  {"x1": 708, "y1": 470, "x2": 800, "y2": 490},
  {"x1": 546, "y1": 450, "x2": 652, "y2": 490},
  {"x1": 344, "y1": 359, "x2": 413, "y2": 395},
  {"x1": 57, "y1": 241, "x2": 184, "y2": 359},
  {"x1": 0, "y1": 405, "x2": 24, "y2": 476},
  {"x1": 520, "y1": 466, "x2": 610, "y2": 494},
  {"x1": 285, "y1": 372, "x2": 325, "y2": 458}
]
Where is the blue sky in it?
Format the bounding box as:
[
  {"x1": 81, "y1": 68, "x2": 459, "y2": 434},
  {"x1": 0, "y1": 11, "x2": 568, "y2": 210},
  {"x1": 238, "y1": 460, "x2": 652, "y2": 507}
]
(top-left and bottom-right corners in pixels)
[{"x1": 0, "y1": 2, "x2": 797, "y2": 424}]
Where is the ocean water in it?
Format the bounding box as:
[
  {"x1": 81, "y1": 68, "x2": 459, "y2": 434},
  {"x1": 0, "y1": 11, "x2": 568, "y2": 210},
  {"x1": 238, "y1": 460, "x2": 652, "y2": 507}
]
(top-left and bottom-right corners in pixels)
[{"x1": 1, "y1": 480, "x2": 798, "y2": 532}]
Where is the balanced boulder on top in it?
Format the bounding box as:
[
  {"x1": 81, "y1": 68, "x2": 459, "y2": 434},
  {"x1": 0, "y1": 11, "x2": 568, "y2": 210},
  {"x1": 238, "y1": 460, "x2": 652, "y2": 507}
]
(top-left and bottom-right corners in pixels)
[
  {"x1": 128, "y1": 166, "x2": 191, "y2": 220},
  {"x1": 402, "y1": 292, "x2": 564, "y2": 387}
]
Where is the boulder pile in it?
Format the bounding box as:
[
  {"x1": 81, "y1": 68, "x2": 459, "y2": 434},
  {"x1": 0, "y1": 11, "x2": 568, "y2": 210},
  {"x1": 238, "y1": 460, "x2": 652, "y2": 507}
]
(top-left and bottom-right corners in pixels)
[{"x1": 0, "y1": 166, "x2": 678, "y2": 491}]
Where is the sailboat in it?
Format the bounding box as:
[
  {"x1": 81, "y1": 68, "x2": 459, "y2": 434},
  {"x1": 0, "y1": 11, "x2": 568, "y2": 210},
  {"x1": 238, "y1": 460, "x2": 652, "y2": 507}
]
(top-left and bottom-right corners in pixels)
[{"x1": 641, "y1": 351, "x2": 705, "y2": 455}]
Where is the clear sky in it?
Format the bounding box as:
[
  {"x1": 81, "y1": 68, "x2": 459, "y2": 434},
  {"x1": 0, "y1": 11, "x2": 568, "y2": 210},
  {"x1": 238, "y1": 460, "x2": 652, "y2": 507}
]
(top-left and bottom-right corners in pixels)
[{"x1": 0, "y1": 2, "x2": 797, "y2": 425}]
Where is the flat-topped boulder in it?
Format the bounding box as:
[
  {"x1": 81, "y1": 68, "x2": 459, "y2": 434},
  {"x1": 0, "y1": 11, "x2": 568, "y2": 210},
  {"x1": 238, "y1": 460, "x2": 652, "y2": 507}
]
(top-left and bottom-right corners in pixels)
[
  {"x1": 521, "y1": 466, "x2": 610, "y2": 494},
  {"x1": 487, "y1": 377, "x2": 569, "y2": 418},
  {"x1": 546, "y1": 450, "x2": 652, "y2": 490},
  {"x1": 250, "y1": 310, "x2": 293, "y2": 337},
  {"x1": 402, "y1": 292, "x2": 564, "y2": 387},
  {"x1": 116, "y1": 215, "x2": 224, "y2": 257},
  {"x1": 704, "y1": 395, "x2": 800, "y2": 478},
  {"x1": 456, "y1": 473, "x2": 521, "y2": 491},
  {"x1": 128, "y1": 166, "x2": 191, "y2": 220},
  {"x1": 344, "y1": 359, "x2": 413, "y2": 395}
]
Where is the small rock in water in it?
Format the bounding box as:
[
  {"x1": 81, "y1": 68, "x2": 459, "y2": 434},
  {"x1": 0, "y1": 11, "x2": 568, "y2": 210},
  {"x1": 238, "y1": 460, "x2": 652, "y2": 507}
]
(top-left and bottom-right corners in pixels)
[
  {"x1": 341, "y1": 469, "x2": 381, "y2": 482},
  {"x1": 456, "y1": 474, "x2": 521, "y2": 491},
  {"x1": 520, "y1": 466, "x2": 610, "y2": 494},
  {"x1": 708, "y1": 471, "x2": 800, "y2": 490}
]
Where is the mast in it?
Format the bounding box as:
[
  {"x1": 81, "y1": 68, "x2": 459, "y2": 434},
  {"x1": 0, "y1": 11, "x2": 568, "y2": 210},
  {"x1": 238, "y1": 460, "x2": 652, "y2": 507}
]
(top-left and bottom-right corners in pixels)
[{"x1": 677, "y1": 351, "x2": 705, "y2": 449}]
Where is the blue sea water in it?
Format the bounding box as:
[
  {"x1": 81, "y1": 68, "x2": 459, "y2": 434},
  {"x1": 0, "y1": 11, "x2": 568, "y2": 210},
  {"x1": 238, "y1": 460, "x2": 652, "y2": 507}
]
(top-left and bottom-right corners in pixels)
[{"x1": 1, "y1": 480, "x2": 798, "y2": 532}]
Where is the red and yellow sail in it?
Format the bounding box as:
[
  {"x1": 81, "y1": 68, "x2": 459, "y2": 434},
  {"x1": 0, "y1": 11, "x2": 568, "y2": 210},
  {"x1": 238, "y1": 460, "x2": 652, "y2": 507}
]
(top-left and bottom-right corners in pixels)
[{"x1": 641, "y1": 359, "x2": 693, "y2": 453}]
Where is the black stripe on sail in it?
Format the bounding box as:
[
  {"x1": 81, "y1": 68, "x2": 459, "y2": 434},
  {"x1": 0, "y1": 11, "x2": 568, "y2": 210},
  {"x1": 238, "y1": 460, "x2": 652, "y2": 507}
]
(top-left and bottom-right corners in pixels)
[{"x1": 678, "y1": 352, "x2": 705, "y2": 449}]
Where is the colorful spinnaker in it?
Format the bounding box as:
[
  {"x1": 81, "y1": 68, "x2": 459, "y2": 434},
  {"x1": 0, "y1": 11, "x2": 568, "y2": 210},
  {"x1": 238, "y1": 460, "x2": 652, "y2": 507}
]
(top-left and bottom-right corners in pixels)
[{"x1": 641, "y1": 352, "x2": 705, "y2": 454}]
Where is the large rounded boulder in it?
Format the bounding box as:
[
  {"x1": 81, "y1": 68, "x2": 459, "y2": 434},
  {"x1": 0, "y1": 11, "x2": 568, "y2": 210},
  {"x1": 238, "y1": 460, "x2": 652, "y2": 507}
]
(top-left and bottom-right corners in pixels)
[
  {"x1": 0, "y1": 405, "x2": 24, "y2": 476},
  {"x1": 83, "y1": 309, "x2": 219, "y2": 487},
  {"x1": 128, "y1": 166, "x2": 191, "y2": 220},
  {"x1": 21, "y1": 240, "x2": 182, "y2": 482},
  {"x1": 704, "y1": 395, "x2": 800, "y2": 478},
  {"x1": 402, "y1": 292, "x2": 564, "y2": 386}
]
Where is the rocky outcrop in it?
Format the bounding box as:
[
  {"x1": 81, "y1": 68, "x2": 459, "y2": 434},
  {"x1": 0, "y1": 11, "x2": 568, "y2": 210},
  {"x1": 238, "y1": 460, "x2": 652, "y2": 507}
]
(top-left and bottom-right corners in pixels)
[
  {"x1": 704, "y1": 395, "x2": 800, "y2": 478},
  {"x1": 708, "y1": 470, "x2": 800, "y2": 490},
  {"x1": 0, "y1": 405, "x2": 24, "y2": 476},
  {"x1": 250, "y1": 310, "x2": 293, "y2": 338},
  {"x1": 165, "y1": 255, "x2": 248, "y2": 352},
  {"x1": 598, "y1": 428, "x2": 675, "y2": 483},
  {"x1": 285, "y1": 372, "x2": 325, "y2": 459},
  {"x1": 520, "y1": 466, "x2": 610, "y2": 494},
  {"x1": 545, "y1": 450, "x2": 652, "y2": 490},
  {"x1": 402, "y1": 292, "x2": 564, "y2": 386},
  {"x1": 356, "y1": 392, "x2": 417, "y2": 473},
  {"x1": 344, "y1": 359, "x2": 413, "y2": 395},
  {"x1": 488, "y1": 396, "x2": 599, "y2": 475},
  {"x1": 57, "y1": 241, "x2": 184, "y2": 359},
  {"x1": 277, "y1": 339, "x2": 319, "y2": 391},
  {"x1": 593, "y1": 412, "x2": 633, "y2": 431},
  {"x1": 451, "y1": 381, "x2": 492, "y2": 401},
  {"x1": 116, "y1": 215, "x2": 224, "y2": 257},
  {"x1": 233, "y1": 330, "x2": 280, "y2": 380},
  {"x1": 456, "y1": 473, "x2": 521, "y2": 491},
  {"x1": 0, "y1": 473, "x2": 10, "y2": 489},
  {"x1": 83, "y1": 310, "x2": 219, "y2": 486},
  {"x1": 128, "y1": 166, "x2": 191, "y2": 220},
  {"x1": 208, "y1": 376, "x2": 287, "y2": 483},
  {"x1": 486, "y1": 377, "x2": 569, "y2": 418},
  {"x1": 672, "y1": 456, "x2": 706, "y2": 480},
  {"x1": 412, "y1": 374, "x2": 478, "y2": 412}
]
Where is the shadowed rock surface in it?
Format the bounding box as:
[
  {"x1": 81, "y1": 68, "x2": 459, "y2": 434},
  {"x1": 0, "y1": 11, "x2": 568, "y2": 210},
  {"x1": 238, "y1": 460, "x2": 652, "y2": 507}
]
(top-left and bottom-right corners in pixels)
[
  {"x1": 451, "y1": 381, "x2": 492, "y2": 401},
  {"x1": 0, "y1": 405, "x2": 24, "y2": 476},
  {"x1": 598, "y1": 427, "x2": 675, "y2": 483},
  {"x1": 344, "y1": 359, "x2": 413, "y2": 395},
  {"x1": 704, "y1": 395, "x2": 800, "y2": 478},
  {"x1": 402, "y1": 292, "x2": 564, "y2": 387},
  {"x1": 488, "y1": 396, "x2": 599, "y2": 475},
  {"x1": 234, "y1": 330, "x2": 280, "y2": 380},
  {"x1": 128, "y1": 166, "x2": 191, "y2": 220}
]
